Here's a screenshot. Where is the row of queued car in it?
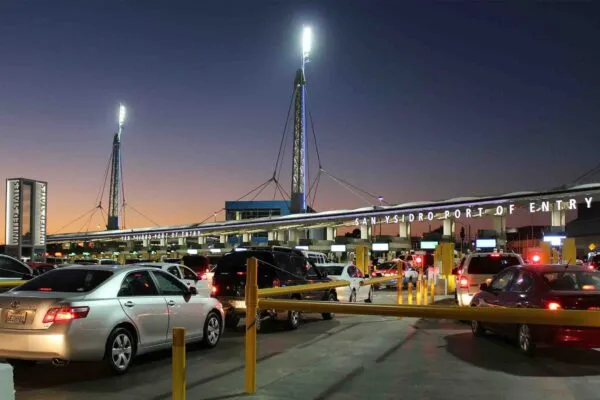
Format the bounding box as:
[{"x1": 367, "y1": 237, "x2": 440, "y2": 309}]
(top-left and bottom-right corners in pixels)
[
  {"x1": 454, "y1": 251, "x2": 600, "y2": 355},
  {"x1": 0, "y1": 248, "x2": 371, "y2": 374}
]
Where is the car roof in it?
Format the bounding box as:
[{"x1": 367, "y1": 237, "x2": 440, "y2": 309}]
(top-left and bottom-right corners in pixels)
[
  {"x1": 519, "y1": 264, "x2": 593, "y2": 274},
  {"x1": 132, "y1": 262, "x2": 180, "y2": 268}
]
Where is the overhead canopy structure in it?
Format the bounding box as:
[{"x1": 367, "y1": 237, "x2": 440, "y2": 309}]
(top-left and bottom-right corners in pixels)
[{"x1": 47, "y1": 183, "x2": 600, "y2": 243}]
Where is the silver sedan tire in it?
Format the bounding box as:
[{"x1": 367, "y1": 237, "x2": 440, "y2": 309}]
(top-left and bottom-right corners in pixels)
[
  {"x1": 202, "y1": 311, "x2": 222, "y2": 348},
  {"x1": 105, "y1": 327, "x2": 136, "y2": 375}
]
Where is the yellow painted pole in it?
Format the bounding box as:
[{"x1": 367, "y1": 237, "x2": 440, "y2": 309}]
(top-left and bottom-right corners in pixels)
[
  {"x1": 408, "y1": 282, "x2": 413, "y2": 305},
  {"x1": 423, "y1": 278, "x2": 429, "y2": 305},
  {"x1": 172, "y1": 327, "x2": 186, "y2": 400},
  {"x1": 416, "y1": 275, "x2": 422, "y2": 305},
  {"x1": 430, "y1": 280, "x2": 435, "y2": 303},
  {"x1": 397, "y1": 276, "x2": 403, "y2": 305},
  {"x1": 245, "y1": 257, "x2": 258, "y2": 394}
]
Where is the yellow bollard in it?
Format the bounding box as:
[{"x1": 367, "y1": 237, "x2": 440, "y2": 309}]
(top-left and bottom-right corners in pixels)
[
  {"x1": 416, "y1": 279, "x2": 422, "y2": 305},
  {"x1": 423, "y1": 279, "x2": 429, "y2": 305},
  {"x1": 172, "y1": 327, "x2": 186, "y2": 400},
  {"x1": 397, "y1": 277, "x2": 403, "y2": 305},
  {"x1": 407, "y1": 282, "x2": 413, "y2": 305},
  {"x1": 430, "y1": 280, "x2": 435, "y2": 304},
  {"x1": 245, "y1": 257, "x2": 259, "y2": 394}
]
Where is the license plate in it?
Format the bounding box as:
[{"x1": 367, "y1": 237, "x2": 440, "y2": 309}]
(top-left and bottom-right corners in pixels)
[{"x1": 6, "y1": 310, "x2": 27, "y2": 324}]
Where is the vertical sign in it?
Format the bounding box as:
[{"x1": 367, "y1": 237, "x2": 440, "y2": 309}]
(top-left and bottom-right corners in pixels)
[
  {"x1": 5, "y1": 179, "x2": 21, "y2": 246},
  {"x1": 34, "y1": 182, "x2": 47, "y2": 246}
]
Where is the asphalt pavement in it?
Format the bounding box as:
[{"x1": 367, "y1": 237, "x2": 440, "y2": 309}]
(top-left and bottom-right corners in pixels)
[{"x1": 12, "y1": 290, "x2": 600, "y2": 400}]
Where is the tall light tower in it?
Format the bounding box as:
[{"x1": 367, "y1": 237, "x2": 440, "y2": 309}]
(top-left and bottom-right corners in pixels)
[
  {"x1": 107, "y1": 103, "x2": 126, "y2": 230},
  {"x1": 290, "y1": 26, "x2": 312, "y2": 214}
]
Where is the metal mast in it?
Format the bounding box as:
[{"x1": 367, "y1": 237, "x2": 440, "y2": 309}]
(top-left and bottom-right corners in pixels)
[
  {"x1": 290, "y1": 26, "x2": 312, "y2": 214},
  {"x1": 107, "y1": 104, "x2": 126, "y2": 230}
]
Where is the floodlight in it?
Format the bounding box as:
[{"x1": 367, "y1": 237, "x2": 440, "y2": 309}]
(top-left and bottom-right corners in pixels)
[
  {"x1": 119, "y1": 104, "x2": 126, "y2": 126},
  {"x1": 302, "y1": 26, "x2": 312, "y2": 57}
]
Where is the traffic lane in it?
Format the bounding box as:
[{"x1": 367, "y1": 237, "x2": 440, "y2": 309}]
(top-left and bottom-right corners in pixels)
[
  {"x1": 14, "y1": 314, "x2": 343, "y2": 400},
  {"x1": 326, "y1": 318, "x2": 600, "y2": 400}
]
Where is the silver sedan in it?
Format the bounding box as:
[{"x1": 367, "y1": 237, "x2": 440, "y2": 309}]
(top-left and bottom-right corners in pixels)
[{"x1": 0, "y1": 265, "x2": 224, "y2": 374}]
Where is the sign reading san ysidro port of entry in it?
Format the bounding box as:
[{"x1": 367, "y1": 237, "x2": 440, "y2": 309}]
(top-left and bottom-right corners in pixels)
[{"x1": 353, "y1": 197, "x2": 593, "y2": 226}]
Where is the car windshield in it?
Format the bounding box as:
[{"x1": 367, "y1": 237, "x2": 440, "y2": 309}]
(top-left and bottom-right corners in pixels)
[
  {"x1": 543, "y1": 271, "x2": 600, "y2": 291},
  {"x1": 467, "y1": 255, "x2": 521, "y2": 274},
  {"x1": 16, "y1": 269, "x2": 113, "y2": 292},
  {"x1": 319, "y1": 266, "x2": 344, "y2": 276},
  {"x1": 378, "y1": 262, "x2": 397, "y2": 270}
]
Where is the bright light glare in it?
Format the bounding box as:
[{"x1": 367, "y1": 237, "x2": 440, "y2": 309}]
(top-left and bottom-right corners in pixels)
[
  {"x1": 302, "y1": 26, "x2": 312, "y2": 56},
  {"x1": 119, "y1": 104, "x2": 126, "y2": 125}
]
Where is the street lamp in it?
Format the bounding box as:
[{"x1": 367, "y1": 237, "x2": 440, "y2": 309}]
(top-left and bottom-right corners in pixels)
[
  {"x1": 302, "y1": 26, "x2": 312, "y2": 66},
  {"x1": 118, "y1": 104, "x2": 126, "y2": 127}
]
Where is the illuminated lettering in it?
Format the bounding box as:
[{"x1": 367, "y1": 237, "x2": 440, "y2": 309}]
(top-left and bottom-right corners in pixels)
[
  {"x1": 427, "y1": 211, "x2": 434, "y2": 221},
  {"x1": 444, "y1": 210, "x2": 450, "y2": 219},
  {"x1": 509, "y1": 204, "x2": 515, "y2": 215},
  {"x1": 385, "y1": 216, "x2": 390, "y2": 224},
  {"x1": 495, "y1": 206, "x2": 503, "y2": 216},
  {"x1": 541, "y1": 201, "x2": 550, "y2": 212},
  {"x1": 370, "y1": 217, "x2": 377, "y2": 225},
  {"x1": 477, "y1": 207, "x2": 484, "y2": 217},
  {"x1": 408, "y1": 213, "x2": 415, "y2": 222},
  {"x1": 555, "y1": 200, "x2": 563, "y2": 210},
  {"x1": 585, "y1": 197, "x2": 593, "y2": 208},
  {"x1": 393, "y1": 215, "x2": 399, "y2": 223},
  {"x1": 418, "y1": 213, "x2": 424, "y2": 222},
  {"x1": 454, "y1": 209, "x2": 461, "y2": 218},
  {"x1": 568, "y1": 199, "x2": 576, "y2": 210},
  {"x1": 529, "y1": 202, "x2": 536, "y2": 213},
  {"x1": 465, "y1": 208, "x2": 472, "y2": 218}
]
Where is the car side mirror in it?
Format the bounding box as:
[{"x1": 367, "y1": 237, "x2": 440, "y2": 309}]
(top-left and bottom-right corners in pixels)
[
  {"x1": 479, "y1": 282, "x2": 488, "y2": 291},
  {"x1": 188, "y1": 286, "x2": 198, "y2": 296}
]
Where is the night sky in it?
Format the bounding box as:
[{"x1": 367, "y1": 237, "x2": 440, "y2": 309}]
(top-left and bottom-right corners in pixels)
[{"x1": 1, "y1": 1, "x2": 599, "y2": 242}]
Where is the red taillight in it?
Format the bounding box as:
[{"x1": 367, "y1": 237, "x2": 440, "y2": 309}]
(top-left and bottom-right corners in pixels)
[
  {"x1": 546, "y1": 302, "x2": 562, "y2": 310},
  {"x1": 43, "y1": 306, "x2": 89, "y2": 323},
  {"x1": 531, "y1": 254, "x2": 541, "y2": 263},
  {"x1": 211, "y1": 286, "x2": 217, "y2": 295},
  {"x1": 490, "y1": 253, "x2": 500, "y2": 258},
  {"x1": 237, "y1": 271, "x2": 246, "y2": 276},
  {"x1": 459, "y1": 277, "x2": 469, "y2": 289},
  {"x1": 38, "y1": 288, "x2": 53, "y2": 292},
  {"x1": 273, "y1": 278, "x2": 281, "y2": 287}
]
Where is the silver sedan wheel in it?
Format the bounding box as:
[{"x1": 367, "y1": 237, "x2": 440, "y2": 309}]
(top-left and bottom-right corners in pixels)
[
  {"x1": 111, "y1": 333, "x2": 133, "y2": 371},
  {"x1": 207, "y1": 315, "x2": 221, "y2": 346}
]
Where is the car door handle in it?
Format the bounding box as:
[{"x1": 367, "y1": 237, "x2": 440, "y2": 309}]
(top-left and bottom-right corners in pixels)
[
  {"x1": 167, "y1": 300, "x2": 176, "y2": 307},
  {"x1": 123, "y1": 301, "x2": 135, "y2": 308}
]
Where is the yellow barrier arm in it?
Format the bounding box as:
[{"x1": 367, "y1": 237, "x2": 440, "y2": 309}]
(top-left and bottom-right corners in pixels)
[
  {"x1": 257, "y1": 280, "x2": 349, "y2": 297},
  {"x1": 257, "y1": 299, "x2": 600, "y2": 328},
  {"x1": 0, "y1": 281, "x2": 26, "y2": 288}
]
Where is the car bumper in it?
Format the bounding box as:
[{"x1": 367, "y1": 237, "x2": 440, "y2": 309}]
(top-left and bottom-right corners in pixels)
[
  {"x1": 457, "y1": 292, "x2": 473, "y2": 307},
  {"x1": 548, "y1": 327, "x2": 600, "y2": 348},
  {"x1": 0, "y1": 329, "x2": 72, "y2": 360}
]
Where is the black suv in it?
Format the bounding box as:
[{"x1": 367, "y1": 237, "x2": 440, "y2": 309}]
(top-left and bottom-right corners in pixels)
[{"x1": 212, "y1": 248, "x2": 337, "y2": 331}]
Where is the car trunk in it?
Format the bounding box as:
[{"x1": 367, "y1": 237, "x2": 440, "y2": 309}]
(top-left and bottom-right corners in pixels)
[
  {"x1": 550, "y1": 291, "x2": 600, "y2": 310},
  {"x1": 213, "y1": 252, "x2": 277, "y2": 298},
  {"x1": 0, "y1": 292, "x2": 81, "y2": 330}
]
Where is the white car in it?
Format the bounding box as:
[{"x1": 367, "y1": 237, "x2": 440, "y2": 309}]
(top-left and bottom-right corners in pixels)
[
  {"x1": 134, "y1": 263, "x2": 210, "y2": 297},
  {"x1": 318, "y1": 264, "x2": 374, "y2": 303}
]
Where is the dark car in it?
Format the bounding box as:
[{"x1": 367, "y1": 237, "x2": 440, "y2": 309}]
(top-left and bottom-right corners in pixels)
[
  {"x1": 26, "y1": 262, "x2": 57, "y2": 275},
  {"x1": 470, "y1": 264, "x2": 600, "y2": 355},
  {"x1": 211, "y1": 249, "x2": 337, "y2": 331}
]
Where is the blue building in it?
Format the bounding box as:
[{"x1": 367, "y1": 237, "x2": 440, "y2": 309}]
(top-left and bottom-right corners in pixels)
[{"x1": 225, "y1": 200, "x2": 291, "y2": 244}]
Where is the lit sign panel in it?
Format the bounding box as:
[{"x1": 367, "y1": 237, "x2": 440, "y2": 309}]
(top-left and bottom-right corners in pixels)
[
  {"x1": 34, "y1": 182, "x2": 47, "y2": 246},
  {"x1": 331, "y1": 244, "x2": 346, "y2": 252},
  {"x1": 353, "y1": 197, "x2": 593, "y2": 226},
  {"x1": 476, "y1": 239, "x2": 497, "y2": 248},
  {"x1": 5, "y1": 179, "x2": 21, "y2": 246},
  {"x1": 372, "y1": 243, "x2": 389, "y2": 251},
  {"x1": 420, "y1": 241, "x2": 438, "y2": 250}
]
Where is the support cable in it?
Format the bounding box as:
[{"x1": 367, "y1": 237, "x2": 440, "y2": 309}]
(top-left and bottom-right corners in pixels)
[
  {"x1": 120, "y1": 147, "x2": 127, "y2": 229},
  {"x1": 273, "y1": 90, "x2": 295, "y2": 181},
  {"x1": 124, "y1": 203, "x2": 161, "y2": 227},
  {"x1": 572, "y1": 163, "x2": 600, "y2": 185},
  {"x1": 51, "y1": 207, "x2": 99, "y2": 234},
  {"x1": 320, "y1": 169, "x2": 378, "y2": 206},
  {"x1": 77, "y1": 208, "x2": 99, "y2": 233},
  {"x1": 94, "y1": 151, "x2": 113, "y2": 208},
  {"x1": 320, "y1": 169, "x2": 390, "y2": 205}
]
